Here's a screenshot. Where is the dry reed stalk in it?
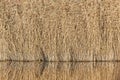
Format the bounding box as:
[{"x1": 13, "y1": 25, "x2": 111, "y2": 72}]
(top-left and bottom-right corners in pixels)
[{"x1": 0, "y1": 0, "x2": 120, "y2": 61}]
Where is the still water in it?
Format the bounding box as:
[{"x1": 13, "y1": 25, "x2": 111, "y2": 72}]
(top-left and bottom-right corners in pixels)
[{"x1": 0, "y1": 62, "x2": 120, "y2": 80}]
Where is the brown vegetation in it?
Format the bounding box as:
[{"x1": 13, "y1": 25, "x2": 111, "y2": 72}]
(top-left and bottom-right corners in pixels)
[{"x1": 0, "y1": 0, "x2": 120, "y2": 61}]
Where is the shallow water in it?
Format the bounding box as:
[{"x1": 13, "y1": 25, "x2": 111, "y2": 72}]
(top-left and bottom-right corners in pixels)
[{"x1": 0, "y1": 62, "x2": 120, "y2": 80}]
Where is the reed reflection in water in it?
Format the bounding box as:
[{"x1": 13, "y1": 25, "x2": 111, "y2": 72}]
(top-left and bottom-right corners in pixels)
[{"x1": 0, "y1": 62, "x2": 120, "y2": 80}]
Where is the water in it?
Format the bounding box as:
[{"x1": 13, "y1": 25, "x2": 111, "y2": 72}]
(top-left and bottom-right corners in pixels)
[{"x1": 0, "y1": 62, "x2": 119, "y2": 80}]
